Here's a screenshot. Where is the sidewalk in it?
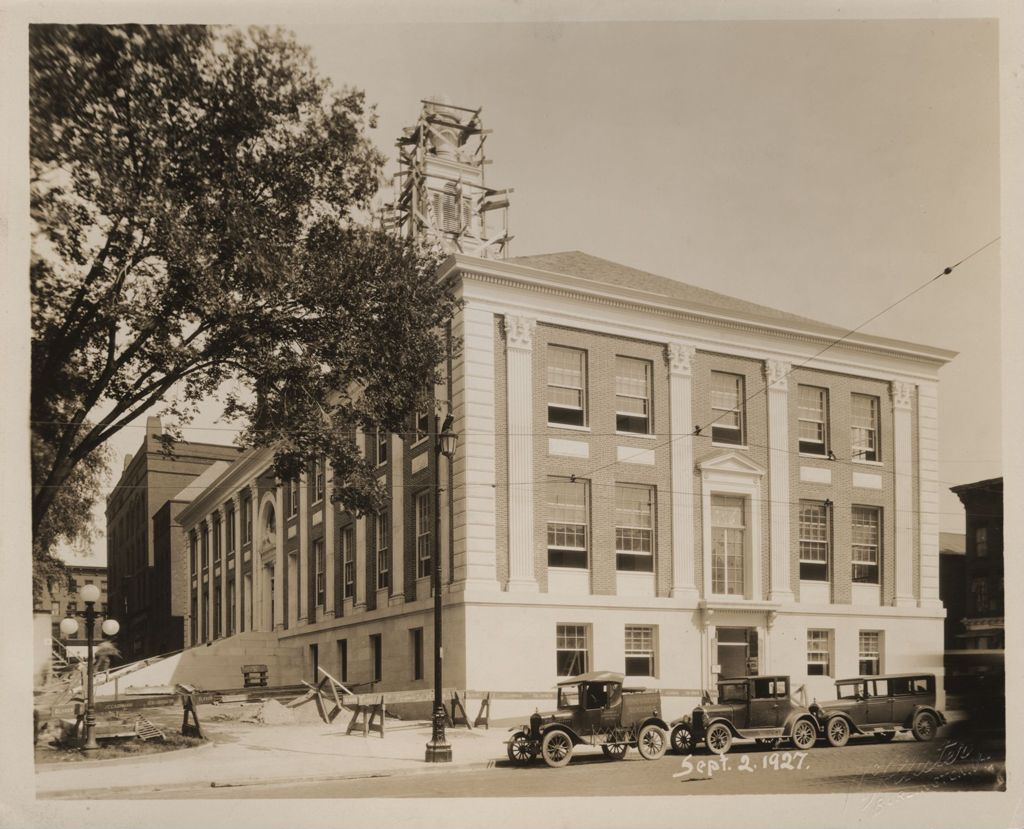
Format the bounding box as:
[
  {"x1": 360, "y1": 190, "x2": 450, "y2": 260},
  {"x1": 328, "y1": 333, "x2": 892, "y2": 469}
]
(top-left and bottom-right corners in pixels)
[{"x1": 36, "y1": 704, "x2": 512, "y2": 798}]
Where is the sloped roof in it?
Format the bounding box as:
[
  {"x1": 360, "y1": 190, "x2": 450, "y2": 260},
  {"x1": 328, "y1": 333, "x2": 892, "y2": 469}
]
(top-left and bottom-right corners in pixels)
[
  {"x1": 508, "y1": 250, "x2": 833, "y2": 331},
  {"x1": 939, "y1": 532, "x2": 966, "y2": 555},
  {"x1": 171, "y1": 460, "x2": 231, "y2": 503}
]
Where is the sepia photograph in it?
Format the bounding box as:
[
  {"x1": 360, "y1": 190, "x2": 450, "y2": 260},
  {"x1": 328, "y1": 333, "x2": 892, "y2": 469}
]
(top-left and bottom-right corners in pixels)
[{"x1": 2, "y1": 2, "x2": 1020, "y2": 827}]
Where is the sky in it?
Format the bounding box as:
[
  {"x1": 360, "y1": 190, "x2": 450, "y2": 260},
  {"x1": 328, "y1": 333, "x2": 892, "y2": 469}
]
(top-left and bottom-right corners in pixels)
[{"x1": 65, "y1": 17, "x2": 1002, "y2": 565}]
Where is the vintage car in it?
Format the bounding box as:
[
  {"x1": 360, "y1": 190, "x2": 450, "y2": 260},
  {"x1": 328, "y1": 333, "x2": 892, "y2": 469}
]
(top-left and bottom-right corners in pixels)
[
  {"x1": 669, "y1": 675, "x2": 819, "y2": 756},
  {"x1": 809, "y1": 673, "x2": 946, "y2": 747},
  {"x1": 505, "y1": 671, "x2": 670, "y2": 768}
]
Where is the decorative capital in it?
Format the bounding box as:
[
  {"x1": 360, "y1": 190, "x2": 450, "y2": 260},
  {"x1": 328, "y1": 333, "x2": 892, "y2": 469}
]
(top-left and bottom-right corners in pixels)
[
  {"x1": 764, "y1": 359, "x2": 790, "y2": 391},
  {"x1": 504, "y1": 314, "x2": 536, "y2": 351},
  {"x1": 891, "y1": 381, "x2": 915, "y2": 411},
  {"x1": 666, "y1": 342, "x2": 695, "y2": 375}
]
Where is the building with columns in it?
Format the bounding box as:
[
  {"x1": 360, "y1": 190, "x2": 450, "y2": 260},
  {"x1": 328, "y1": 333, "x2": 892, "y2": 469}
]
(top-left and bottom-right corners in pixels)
[{"x1": 174, "y1": 100, "x2": 954, "y2": 714}]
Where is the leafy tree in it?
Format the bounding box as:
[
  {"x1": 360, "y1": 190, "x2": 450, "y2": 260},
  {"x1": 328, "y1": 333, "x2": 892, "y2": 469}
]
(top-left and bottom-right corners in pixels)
[{"x1": 30, "y1": 24, "x2": 453, "y2": 586}]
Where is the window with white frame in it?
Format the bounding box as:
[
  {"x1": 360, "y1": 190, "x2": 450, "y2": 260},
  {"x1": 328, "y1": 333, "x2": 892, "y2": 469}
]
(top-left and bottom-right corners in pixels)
[
  {"x1": 314, "y1": 458, "x2": 325, "y2": 503},
  {"x1": 51, "y1": 601, "x2": 59, "y2": 617},
  {"x1": 851, "y1": 506, "x2": 881, "y2": 584},
  {"x1": 798, "y1": 385, "x2": 829, "y2": 455},
  {"x1": 376, "y1": 511, "x2": 390, "y2": 590},
  {"x1": 289, "y1": 480, "x2": 299, "y2": 517},
  {"x1": 858, "y1": 631, "x2": 882, "y2": 675},
  {"x1": 376, "y1": 430, "x2": 388, "y2": 466},
  {"x1": 851, "y1": 394, "x2": 880, "y2": 461},
  {"x1": 243, "y1": 497, "x2": 252, "y2": 543},
  {"x1": 314, "y1": 538, "x2": 325, "y2": 607},
  {"x1": 340, "y1": 525, "x2": 355, "y2": 599},
  {"x1": 556, "y1": 624, "x2": 589, "y2": 676},
  {"x1": 547, "y1": 346, "x2": 587, "y2": 427},
  {"x1": 807, "y1": 629, "x2": 832, "y2": 676},
  {"x1": 416, "y1": 491, "x2": 432, "y2": 579},
  {"x1": 201, "y1": 524, "x2": 209, "y2": 568},
  {"x1": 710, "y1": 371, "x2": 744, "y2": 445},
  {"x1": 799, "y1": 501, "x2": 830, "y2": 581},
  {"x1": 414, "y1": 404, "x2": 430, "y2": 445},
  {"x1": 189, "y1": 531, "x2": 197, "y2": 573},
  {"x1": 975, "y1": 526, "x2": 988, "y2": 557},
  {"x1": 225, "y1": 506, "x2": 235, "y2": 553},
  {"x1": 547, "y1": 477, "x2": 589, "y2": 568},
  {"x1": 212, "y1": 514, "x2": 221, "y2": 562},
  {"x1": 615, "y1": 357, "x2": 652, "y2": 434},
  {"x1": 624, "y1": 625, "x2": 656, "y2": 677},
  {"x1": 710, "y1": 495, "x2": 745, "y2": 595},
  {"x1": 615, "y1": 484, "x2": 655, "y2": 572}
]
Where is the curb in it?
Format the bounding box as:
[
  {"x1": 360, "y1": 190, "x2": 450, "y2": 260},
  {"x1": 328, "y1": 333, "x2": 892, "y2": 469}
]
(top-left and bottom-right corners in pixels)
[
  {"x1": 38, "y1": 758, "x2": 501, "y2": 799},
  {"x1": 35, "y1": 740, "x2": 216, "y2": 774}
]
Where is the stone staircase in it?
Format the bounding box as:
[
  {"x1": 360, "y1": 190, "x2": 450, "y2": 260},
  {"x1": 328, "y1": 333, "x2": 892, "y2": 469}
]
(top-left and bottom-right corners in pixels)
[{"x1": 94, "y1": 631, "x2": 305, "y2": 697}]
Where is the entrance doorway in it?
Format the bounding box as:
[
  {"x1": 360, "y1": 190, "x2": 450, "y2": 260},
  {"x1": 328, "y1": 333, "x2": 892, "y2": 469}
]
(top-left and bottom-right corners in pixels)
[{"x1": 717, "y1": 627, "x2": 759, "y2": 678}]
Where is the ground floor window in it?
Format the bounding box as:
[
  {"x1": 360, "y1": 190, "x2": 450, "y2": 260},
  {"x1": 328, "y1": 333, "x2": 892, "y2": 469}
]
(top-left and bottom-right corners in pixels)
[
  {"x1": 556, "y1": 624, "x2": 589, "y2": 676},
  {"x1": 410, "y1": 627, "x2": 424, "y2": 681},
  {"x1": 370, "y1": 633, "x2": 382, "y2": 682},
  {"x1": 859, "y1": 631, "x2": 882, "y2": 675},
  {"x1": 624, "y1": 625, "x2": 656, "y2": 677},
  {"x1": 337, "y1": 638, "x2": 348, "y2": 683},
  {"x1": 807, "y1": 629, "x2": 832, "y2": 676}
]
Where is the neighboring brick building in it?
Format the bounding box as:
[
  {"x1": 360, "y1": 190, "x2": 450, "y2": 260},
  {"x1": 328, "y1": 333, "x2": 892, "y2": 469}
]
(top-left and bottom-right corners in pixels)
[
  {"x1": 105, "y1": 416, "x2": 241, "y2": 661},
  {"x1": 175, "y1": 100, "x2": 955, "y2": 714},
  {"x1": 36, "y1": 564, "x2": 108, "y2": 659},
  {"x1": 947, "y1": 477, "x2": 1003, "y2": 692}
]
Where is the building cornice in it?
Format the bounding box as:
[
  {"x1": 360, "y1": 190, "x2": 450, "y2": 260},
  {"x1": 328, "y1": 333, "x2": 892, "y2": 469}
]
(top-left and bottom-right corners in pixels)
[
  {"x1": 438, "y1": 255, "x2": 957, "y2": 368},
  {"x1": 177, "y1": 446, "x2": 276, "y2": 527}
]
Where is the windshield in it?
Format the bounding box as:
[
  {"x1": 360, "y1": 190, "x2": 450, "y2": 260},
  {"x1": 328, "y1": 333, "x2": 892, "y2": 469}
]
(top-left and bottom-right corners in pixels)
[{"x1": 719, "y1": 683, "x2": 748, "y2": 703}]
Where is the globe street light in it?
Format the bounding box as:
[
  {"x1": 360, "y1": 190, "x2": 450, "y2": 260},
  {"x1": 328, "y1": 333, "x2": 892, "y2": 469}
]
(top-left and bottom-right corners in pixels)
[
  {"x1": 61, "y1": 583, "x2": 119, "y2": 751},
  {"x1": 425, "y1": 413, "x2": 457, "y2": 763}
]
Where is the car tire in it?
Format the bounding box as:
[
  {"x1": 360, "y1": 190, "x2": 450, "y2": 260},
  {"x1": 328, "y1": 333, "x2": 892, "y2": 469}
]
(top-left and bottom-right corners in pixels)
[
  {"x1": 541, "y1": 729, "x2": 574, "y2": 768},
  {"x1": 705, "y1": 722, "x2": 733, "y2": 756},
  {"x1": 671, "y1": 723, "x2": 695, "y2": 755},
  {"x1": 790, "y1": 718, "x2": 817, "y2": 750},
  {"x1": 825, "y1": 717, "x2": 850, "y2": 748},
  {"x1": 912, "y1": 711, "x2": 938, "y2": 742},
  {"x1": 601, "y1": 742, "x2": 628, "y2": 760},
  {"x1": 507, "y1": 731, "x2": 537, "y2": 765},
  {"x1": 874, "y1": 731, "x2": 897, "y2": 743},
  {"x1": 636, "y1": 724, "x2": 668, "y2": 760}
]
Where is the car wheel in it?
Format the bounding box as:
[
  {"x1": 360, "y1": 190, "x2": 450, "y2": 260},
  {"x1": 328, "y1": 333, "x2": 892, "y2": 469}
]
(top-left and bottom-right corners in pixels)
[
  {"x1": 790, "y1": 719, "x2": 817, "y2": 750},
  {"x1": 874, "y1": 731, "x2": 897, "y2": 743},
  {"x1": 636, "y1": 724, "x2": 668, "y2": 760},
  {"x1": 912, "y1": 712, "x2": 938, "y2": 742},
  {"x1": 705, "y1": 722, "x2": 733, "y2": 756},
  {"x1": 541, "y1": 730, "x2": 574, "y2": 768},
  {"x1": 671, "y1": 723, "x2": 695, "y2": 755},
  {"x1": 755, "y1": 738, "x2": 781, "y2": 750},
  {"x1": 507, "y1": 732, "x2": 537, "y2": 765},
  {"x1": 825, "y1": 717, "x2": 850, "y2": 748},
  {"x1": 601, "y1": 742, "x2": 628, "y2": 760}
]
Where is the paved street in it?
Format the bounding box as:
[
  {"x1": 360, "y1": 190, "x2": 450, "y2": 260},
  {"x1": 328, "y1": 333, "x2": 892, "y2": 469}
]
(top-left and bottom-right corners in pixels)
[{"x1": 122, "y1": 732, "x2": 1003, "y2": 800}]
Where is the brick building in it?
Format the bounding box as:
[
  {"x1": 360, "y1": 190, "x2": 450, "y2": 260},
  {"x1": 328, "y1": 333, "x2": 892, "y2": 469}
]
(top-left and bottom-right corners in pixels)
[
  {"x1": 37, "y1": 564, "x2": 108, "y2": 659},
  {"x1": 175, "y1": 100, "x2": 954, "y2": 714},
  {"x1": 105, "y1": 416, "x2": 242, "y2": 661}
]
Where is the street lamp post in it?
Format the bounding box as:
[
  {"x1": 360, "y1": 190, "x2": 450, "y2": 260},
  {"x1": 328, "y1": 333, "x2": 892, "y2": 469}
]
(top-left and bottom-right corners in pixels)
[
  {"x1": 425, "y1": 413, "x2": 457, "y2": 763},
  {"x1": 60, "y1": 583, "x2": 120, "y2": 751}
]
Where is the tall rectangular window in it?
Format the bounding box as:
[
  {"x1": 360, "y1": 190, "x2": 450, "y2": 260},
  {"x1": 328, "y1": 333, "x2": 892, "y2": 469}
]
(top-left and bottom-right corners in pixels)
[
  {"x1": 376, "y1": 512, "x2": 390, "y2": 590},
  {"x1": 615, "y1": 356, "x2": 652, "y2": 434},
  {"x1": 615, "y1": 484, "x2": 655, "y2": 572},
  {"x1": 799, "y1": 501, "x2": 830, "y2": 581},
  {"x1": 289, "y1": 480, "x2": 299, "y2": 517},
  {"x1": 314, "y1": 538, "x2": 325, "y2": 607},
  {"x1": 341, "y1": 526, "x2": 355, "y2": 599},
  {"x1": 410, "y1": 628, "x2": 424, "y2": 681},
  {"x1": 314, "y1": 458, "x2": 325, "y2": 503},
  {"x1": 547, "y1": 346, "x2": 587, "y2": 427},
  {"x1": 711, "y1": 495, "x2": 745, "y2": 595},
  {"x1": 201, "y1": 525, "x2": 209, "y2": 569},
  {"x1": 370, "y1": 633, "x2": 382, "y2": 682},
  {"x1": 243, "y1": 497, "x2": 253, "y2": 544},
  {"x1": 851, "y1": 394, "x2": 880, "y2": 461},
  {"x1": 376, "y1": 430, "x2": 388, "y2": 466},
  {"x1": 228, "y1": 581, "x2": 236, "y2": 635},
  {"x1": 859, "y1": 631, "x2": 882, "y2": 676},
  {"x1": 556, "y1": 624, "x2": 589, "y2": 676},
  {"x1": 546, "y1": 478, "x2": 589, "y2": 569},
  {"x1": 711, "y1": 371, "x2": 744, "y2": 445},
  {"x1": 852, "y1": 506, "x2": 881, "y2": 584},
  {"x1": 190, "y1": 595, "x2": 197, "y2": 643},
  {"x1": 413, "y1": 400, "x2": 430, "y2": 445},
  {"x1": 189, "y1": 531, "x2": 197, "y2": 574},
  {"x1": 212, "y1": 514, "x2": 222, "y2": 563},
  {"x1": 416, "y1": 491, "x2": 432, "y2": 579},
  {"x1": 51, "y1": 601, "x2": 60, "y2": 617},
  {"x1": 225, "y1": 507, "x2": 235, "y2": 553},
  {"x1": 807, "y1": 629, "x2": 832, "y2": 676},
  {"x1": 337, "y1": 639, "x2": 348, "y2": 683},
  {"x1": 213, "y1": 589, "x2": 221, "y2": 638},
  {"x1": 625, "y1": 625, "x2": 656, "y2": 677},
  {"x1": 798, "y1": 385, "x2": 829, "y2": 455},
  {"x1": 975, "y1": 526, "x2": 988, "y2": 557}
]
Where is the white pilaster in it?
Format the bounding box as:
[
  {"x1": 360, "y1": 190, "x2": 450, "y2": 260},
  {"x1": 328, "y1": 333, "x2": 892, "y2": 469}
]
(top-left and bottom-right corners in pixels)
[
  {"x1": 504, "y1": 314, "x2": 539, "y2": 592},
  {"x1": 355, "y1": 515, "x2": 367, "y2": 609},
  {"x1": 297, "y1": 473, "x2": 308, "y2": 624},
  {"x1": 667, "y1": 342, "x2": 698, "y2": 603},
  {"x1": 323, "y1": 465, "x2": 336, "y2": 616},
  {"x1": 917, "y1": 380, "x2": 942, "y2": 608},
  {"x1": 232, "y1": 494, "x2": 242, "y2": 634},
  {"x1": 190, "y1": 528, "x2": 200, "y2": 646},
  {"x1": 205, "y1": 515, "x2": 214, "y2": 640},
  {"x1": 451, "y1": 305, "x2": 499, "y2": 591},
  {"x1": 274, "y1": 485, "x2": 286, "y2": 629},
  {"x1": 390, "y1": 436, "x2": 405, "y2": 602},
  {"x1": 892, "y1": 381, "x2": 916, "y2": 607},
  {"x1": 765, "y1": 359, "x2": 795, "y2": 603},
  {"x1": 218, "y1": 510, "x2": 228, "y2": 637},
  {"x1": 248, "y1": 482, "x2": 260, "y2": 630}
]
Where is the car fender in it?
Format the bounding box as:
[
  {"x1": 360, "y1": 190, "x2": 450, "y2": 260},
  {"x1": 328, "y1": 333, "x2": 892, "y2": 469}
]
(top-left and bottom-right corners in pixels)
[
  {"x1": 908, "y1": 704, "x2": 946, "y2": 727},
  {"x1": 824, "y1": 711, "x2": 865, "y2": 735},
  {"x1": 782, "y1": 712, "x2": 820, "y2": 737},
  {"x1": 540, "y1": 723, "x2": 584, "y2": 746},
  {"x1": 670, "y1": 715, "x2": 692, "y2": 729},
  {"x1": 638, "y1": 716, "x2": 670, "y2": 733},
  {"x1": 703, "y1": 716, "x2": 742, "y2": 738}
]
